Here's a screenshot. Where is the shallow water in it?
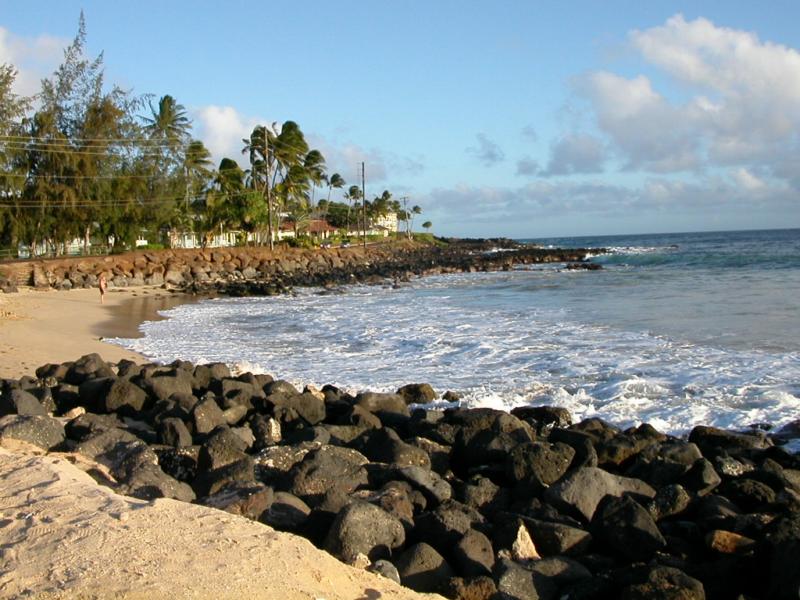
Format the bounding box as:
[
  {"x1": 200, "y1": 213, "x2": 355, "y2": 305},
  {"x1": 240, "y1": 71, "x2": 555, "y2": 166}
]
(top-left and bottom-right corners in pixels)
[{"x1": 110, "y1": 228, "x2": 800, "y2": 437}]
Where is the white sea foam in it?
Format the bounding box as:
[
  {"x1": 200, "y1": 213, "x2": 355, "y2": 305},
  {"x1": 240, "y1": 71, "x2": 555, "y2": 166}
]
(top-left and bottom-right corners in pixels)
[{"x1": 109, "y1": 269, "x2": 800, "y2": 437}]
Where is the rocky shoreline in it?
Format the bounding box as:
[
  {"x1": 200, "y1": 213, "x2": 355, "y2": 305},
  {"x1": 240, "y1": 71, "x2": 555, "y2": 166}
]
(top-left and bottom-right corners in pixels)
[
  {"x1": 2, "y1": 355, "x2": 799, "y2": 599},
  {"x1": 0, "y1": 239, "x2": 602, "y2": 296}
]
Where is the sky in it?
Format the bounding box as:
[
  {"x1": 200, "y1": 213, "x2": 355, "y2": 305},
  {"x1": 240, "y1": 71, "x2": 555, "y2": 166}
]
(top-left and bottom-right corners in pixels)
[{"x1": 2, "y1": 1, "x2": 800, "y2": 238}]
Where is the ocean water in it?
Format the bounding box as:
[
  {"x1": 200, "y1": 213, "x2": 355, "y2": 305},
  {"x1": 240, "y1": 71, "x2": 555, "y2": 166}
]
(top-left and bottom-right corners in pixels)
[{"x1": 110, "y1": 228, "x2": 800, "y2": 437}]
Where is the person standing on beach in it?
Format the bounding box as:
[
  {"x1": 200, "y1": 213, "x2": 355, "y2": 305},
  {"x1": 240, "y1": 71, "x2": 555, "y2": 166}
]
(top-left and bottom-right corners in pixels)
[{"x1": 98, "y1": 274, "x2": 107, "y2": 304}]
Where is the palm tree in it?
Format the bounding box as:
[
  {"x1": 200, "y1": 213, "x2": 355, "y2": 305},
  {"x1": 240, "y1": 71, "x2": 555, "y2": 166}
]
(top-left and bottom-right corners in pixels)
[
  {"x1": 343, "y1": 185, "x2": 362, "y2": 233},
  {"x1": 327, "y1": 173, "x2": 345, "y2": 203},
  {"x1": 242, "y1": 125, "x2": 272, "y2": 244},
  {"x1": 409, "y1": 205, "x2": 422, "y2": 238},
  {"x1": 422, "y1": 221, "x2": 432, "y2": 232},
  {"x1": 143, "y1": 94, "x2": 190, "y2": 145},
  {"x1": 304, "y1": 149, "x2": 326, "y2": 207}
]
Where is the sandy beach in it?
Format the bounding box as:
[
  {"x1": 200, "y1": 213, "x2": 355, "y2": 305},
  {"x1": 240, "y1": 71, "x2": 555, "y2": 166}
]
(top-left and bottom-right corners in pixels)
[{"x1": 0, "y1": 285, "x2": 192, "y2": 380}]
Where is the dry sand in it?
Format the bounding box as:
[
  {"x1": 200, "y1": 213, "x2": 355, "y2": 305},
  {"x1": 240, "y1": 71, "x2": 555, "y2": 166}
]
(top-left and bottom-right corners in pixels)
[
  {"x1": 0, "y1": 440, "x2": 441, "y2": 600},
  {"x1": 0, "y1": 287, "x2": 440, "y2": 599},
  {"x1": 0, "y1": 286, "x2": 191, "y2": 379}
]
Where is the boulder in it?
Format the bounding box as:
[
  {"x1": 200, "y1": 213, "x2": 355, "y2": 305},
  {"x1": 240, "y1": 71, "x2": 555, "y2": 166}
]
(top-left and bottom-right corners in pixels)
[
  {"x1": 494, "y1": 558, "x2": 557, "y2": 600},
  {"x1": 355, "y1": 391, "x2": 410, "y2": 417},
  {"x1": 198, "y1": 427, "x2": 249, "y2": 471},
  {"x1": 288, "y1": 445, "x2": 369, "y2": 503},
  {"x1": 199, "y1": 483, "x2": 274, "y2": 521},
  {"x1": 354, "y1": 427, "x2": 431, "y2": 468},
  {"x1": 0, "y1": 388, "x2": 47, "y2": 416},
  {"x1": 681, "y1": 457, "x2": 722, "y2": 495},
  {"x1": 544, "y1": 466, "x2": 656, "y2": 522},
  {"x1": 522, "y1": 517, "x2": 593, "y2": 557},
  {"x1": 193, "y1": 456, "x2": 255, "y2": 497},
  {"x1": 689, "y1": 425, "x2": 772, "y2": 456},
  {"x1": 260, "y1": 491, "x2": 311, "y2": 532},
  {"x1": 270, "y1": 392, "x2": 326, "y2": 426},
  {"x1": 0, "y1": 415, "x2": 65, "y2": 450},
  {"x1": 397, "y1": 465, "x2": 452, "y2": 505},
  {"x1": 621, "y1": 566, "x2": 705, "y2": 600},
  {"x1": 415, "y1": 499, "x2": 486, "y2": 550},
  {"x1": 192, "y1": 396, "x2": 227, "y2": 435},
  {"x1": 453, "y1": 529, "x2": 494, "y2": 577},
  {"x1": 646, "y1": 484, "x2": 692, "y2": 521},
  {"x1": 396, "y1": 383, "x2": 437, "y2": 405},
  {"x1": 323, "y1": 501, "x2": 406, "y2": 563},
  {"x1": 394, "y1": 542, "x2": 455, "y2": 596},
  {"x1": 591, "y1": 495, "x2": 666, "y2": 561},
  {"x1": 64, "y1": 353, "x2": 115, "y2": 385},
  {"x1": 506, "y1": 441, "x2": 575, "y2": 493}
]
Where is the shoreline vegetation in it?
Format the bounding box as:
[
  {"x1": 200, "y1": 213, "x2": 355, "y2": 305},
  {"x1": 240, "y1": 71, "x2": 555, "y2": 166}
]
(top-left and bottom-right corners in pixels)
[{"x1": 1, "y1": 239, "x2": 799, "y2": 599}]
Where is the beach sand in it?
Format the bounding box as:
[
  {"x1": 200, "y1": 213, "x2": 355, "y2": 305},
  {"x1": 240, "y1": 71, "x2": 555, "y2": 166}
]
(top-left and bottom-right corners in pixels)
[
  {"x1": 0, "y1": 285, "x2": 192, "y2": 379},
  {"x1": 0, "y1": 440, "x2": 441, "y2": 600}
]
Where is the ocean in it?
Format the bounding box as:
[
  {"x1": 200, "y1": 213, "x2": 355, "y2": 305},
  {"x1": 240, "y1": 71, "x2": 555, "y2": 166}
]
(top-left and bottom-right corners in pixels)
[{"x1": 111, "y1": 228, "x2": 800, "y2": 438}]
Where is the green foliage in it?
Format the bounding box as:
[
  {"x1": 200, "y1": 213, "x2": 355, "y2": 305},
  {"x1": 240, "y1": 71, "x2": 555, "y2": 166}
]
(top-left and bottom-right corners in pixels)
[{"x1": 0, "y1": 15, "x2": 424, "y2": 258}]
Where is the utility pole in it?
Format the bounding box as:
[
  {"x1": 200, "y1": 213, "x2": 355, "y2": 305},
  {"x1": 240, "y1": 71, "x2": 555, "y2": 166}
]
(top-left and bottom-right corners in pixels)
[
  {"x1": 265, "y1": 131, "x2": 273, "y2": 251},
  {"x1": 361, "y1": 161, "x2": 367, "y2": 248}
]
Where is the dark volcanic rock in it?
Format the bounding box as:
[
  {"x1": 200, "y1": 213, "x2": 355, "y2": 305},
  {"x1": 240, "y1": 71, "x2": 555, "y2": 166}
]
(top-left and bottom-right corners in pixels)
[
  {"x1": 368, "y1": 560, "x2": 402, "y2": 585},
  {"x1": 270, "y1": 391, "x2": 326, "y2": 426},
  {"x1": 397, "y1": 465, "x2": 452, "y2": 505},
  {"x1": 288, "y1": 445, "x2": 369, "y2": 504},
  {"x1": 453, "y1": 528, "x2": 495, "y2": 577},
  {"x1": 198, "y1": 427, "x2": 249, "y2": 471},
  {"x1": 720, "y1": 478, "x2": 777, "y2": 512},
  {"x1": 260, "y1": 491, "x2": 311, "y2": 532},
  {"x1": 591, "y1": 495, "x2": 666, "y2": 561},
  {"x1": 689, "y1": 425, "x2": 772, "y2": 456},
  {"x1": 0, "y1": 415, "x2": 65, "y2": 450},
  {"x1": 620, "y1": 566, "x2": 705, "y2": 600},
  {"x1": 522, "y1": 517, "x2": 593, "y2": 557},
  {"x1": 681, "y1": 457, "x2": 722, "y2": 495},
  {"x1": 646, "y1": 484, "x2": 692, "y2": 521},
  {"x1": 414, "y1": 499, "x2": 486, "y2": 550},
  {"x1": 494, "y1": 557, "x2": 557, "y2": 600},
  {"x1": 506, "y1": 441, "x2": 575, "y2": 493},
  {"x1": 354, "y1": 427, "x2": 431, "y2": 468},
  {"x1": 396, "y1": 383, "x2": 437, "y2": 405},
  {"x1": 193, "y1": 456, "x2": 255, "y2": 497},
  {"x1": 65, "y1": 353, "x2": 115, "y2": 385},
  {"x1": 544, "y1": 466, "x2": 656, "y2": 522},
  {"x1": 191, "y1": 396, "x2": 226, "y2": 435},
  {"x1": 323, "y1": 501, "x2": 405, "y2": 562},
  {"x1": 355, "y1": 391, "x2": 410, "y2": 417},
  {"x1": 158, "y1": 417, "x2": 192, "y2": 448},
  {"x1": 0, "y1": 388, "x2": 47, "y2": 416},
  {"x1": 395, "y1": 542, "x2": 455, "y2": 595}
]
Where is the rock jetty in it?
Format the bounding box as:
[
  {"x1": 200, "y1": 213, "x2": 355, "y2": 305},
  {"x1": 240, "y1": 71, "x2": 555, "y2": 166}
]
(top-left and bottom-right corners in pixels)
[
  {"x1": 0, "y1": 239, "x2": 601, "y2": 295},
  {"x1": 2, "y1": 355, "x2": 799, "y2": 599}
]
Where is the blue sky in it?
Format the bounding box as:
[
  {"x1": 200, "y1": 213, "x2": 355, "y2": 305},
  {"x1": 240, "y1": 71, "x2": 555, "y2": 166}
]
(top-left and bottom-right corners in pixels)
[{"x1": 2, "y1": 1, "x2": 800, "y2": 237}]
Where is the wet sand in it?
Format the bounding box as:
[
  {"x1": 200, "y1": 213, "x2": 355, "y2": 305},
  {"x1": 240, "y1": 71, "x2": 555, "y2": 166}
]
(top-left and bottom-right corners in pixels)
[{"x1": 0, "y1": 286, "x2": 199, "y2": 379}]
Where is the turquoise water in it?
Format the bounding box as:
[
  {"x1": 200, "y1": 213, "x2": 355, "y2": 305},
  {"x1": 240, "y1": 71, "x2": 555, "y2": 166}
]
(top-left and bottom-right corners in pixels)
[{"x1": 113, "y1": 228, "x2": 800, "y2": 435}]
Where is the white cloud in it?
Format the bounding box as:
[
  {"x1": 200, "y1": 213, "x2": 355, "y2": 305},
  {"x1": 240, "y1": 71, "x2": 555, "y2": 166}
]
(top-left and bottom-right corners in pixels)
[
  {"x1": 578, "y1": 15, "x2": 800, "y2": 181},
  {"x1": 542, "y1": 133, "x2": 607, "y2": 176},
  {"x1": 731, "y1": 167, "x2": 766, "y2": 192},
  {"x1": 423, "y1": 174, "x2": 798, "y2": 236},
  {"x1": 0, "y1": 26, "x2": 67, "y2": 96},
  {"x1": 192, "y1": 106, "x2": 419, "y2": 190},
  {"x1": 516, "y1": 156, "x2": 540, "y2": 176},
  {"x1": 192, "y1": 105, "x2": 262, "y2": 167}
]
